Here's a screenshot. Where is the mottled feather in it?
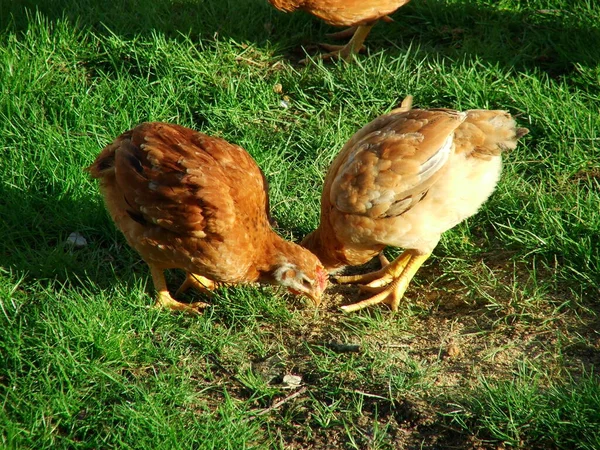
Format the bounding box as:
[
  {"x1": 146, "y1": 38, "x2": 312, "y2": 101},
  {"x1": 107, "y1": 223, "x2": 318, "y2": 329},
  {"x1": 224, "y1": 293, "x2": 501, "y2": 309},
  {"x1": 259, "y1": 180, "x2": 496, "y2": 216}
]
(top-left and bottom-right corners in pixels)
[
  {"x1": 302, "y1": 104, "x2": 529, "y2": 271},
  {"x1": 88, "y1": 122, "x2": 327, "y2": 306}
]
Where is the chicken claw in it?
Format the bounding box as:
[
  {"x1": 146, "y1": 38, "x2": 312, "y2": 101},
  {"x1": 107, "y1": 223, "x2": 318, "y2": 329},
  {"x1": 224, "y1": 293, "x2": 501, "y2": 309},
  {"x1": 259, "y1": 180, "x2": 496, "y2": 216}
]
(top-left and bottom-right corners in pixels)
[
  {"x1": 153, "y1": 292, "x2": 209, "y2": 315},
  {"x1": 301, "y1": 23, "x2": 373, "y2": 63},
  {"x1": 150, "y1": 265, "x2": 209, "y2": 315},
  {"x1": 336, "y1": 250, "x2": 430, "y2": 312}
]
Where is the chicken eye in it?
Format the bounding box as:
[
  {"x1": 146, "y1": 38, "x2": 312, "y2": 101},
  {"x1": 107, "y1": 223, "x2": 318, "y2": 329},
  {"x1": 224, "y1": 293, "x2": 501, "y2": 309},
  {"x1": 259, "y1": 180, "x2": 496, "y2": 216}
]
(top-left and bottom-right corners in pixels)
[{"x1": 302, "y1": 279, "x2": 313, "y2": 289}]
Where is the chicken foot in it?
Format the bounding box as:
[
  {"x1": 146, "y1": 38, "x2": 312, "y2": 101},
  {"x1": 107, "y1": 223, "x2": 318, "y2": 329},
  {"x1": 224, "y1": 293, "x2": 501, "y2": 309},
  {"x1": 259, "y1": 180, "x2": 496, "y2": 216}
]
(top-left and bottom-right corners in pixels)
[
  {"x1": 149, "y1": 265, "x2": 209, "y2": 315},
  {"x1": 301, "y1": 23, "x2": 374, "y2": 63},
  {"x1": 335, "y1": 250, "x2": 431, "y2": 312}
]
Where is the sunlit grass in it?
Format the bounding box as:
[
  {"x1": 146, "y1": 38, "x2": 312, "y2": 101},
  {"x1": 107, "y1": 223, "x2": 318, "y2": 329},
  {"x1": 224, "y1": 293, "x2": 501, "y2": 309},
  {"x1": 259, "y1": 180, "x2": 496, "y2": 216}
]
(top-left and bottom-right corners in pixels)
[{"x1": 1, "y1": 0, "x2": 599, "y2": 448}]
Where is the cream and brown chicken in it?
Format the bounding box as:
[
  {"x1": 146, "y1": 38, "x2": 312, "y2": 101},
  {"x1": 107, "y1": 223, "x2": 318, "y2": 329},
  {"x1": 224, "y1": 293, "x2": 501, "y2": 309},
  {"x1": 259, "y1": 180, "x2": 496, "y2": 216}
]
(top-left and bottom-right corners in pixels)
[
  {"x1": 268, "y1": 0, "x2": 412, "y2": 61},
  {"x1": 301, "y1": 97, "x2": 528, "y2": 312},
  {"x1": 88, "y1": 122, "x2": 327, "y2": 314}
]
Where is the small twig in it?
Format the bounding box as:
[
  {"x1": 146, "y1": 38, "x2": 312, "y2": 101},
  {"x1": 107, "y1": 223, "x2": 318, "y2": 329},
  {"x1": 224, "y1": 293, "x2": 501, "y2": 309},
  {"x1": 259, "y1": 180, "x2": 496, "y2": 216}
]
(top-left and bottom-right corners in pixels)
[
  {"x1": 378, "y1": 343, "x2": 411, "y2": 349},
  {"x1": 350, "y1": 389, "x2": 391, "y2": 401},
  {"x1": 206, "y1": 354, "x2": 247, "y2": 388},
  {"x1": 246, "y1": 386, "x2": 308, "y2": 421}
]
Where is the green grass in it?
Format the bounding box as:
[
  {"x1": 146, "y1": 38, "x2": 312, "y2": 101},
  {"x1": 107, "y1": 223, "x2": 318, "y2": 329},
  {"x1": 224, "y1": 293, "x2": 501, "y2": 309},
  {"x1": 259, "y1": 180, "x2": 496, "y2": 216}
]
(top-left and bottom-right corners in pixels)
[
  {"x1": 1, "y1": 0, "x2": 599, "y2": 448},
  {"x1": 448, "y1": 364, "x2": 600, "y2": 450}
]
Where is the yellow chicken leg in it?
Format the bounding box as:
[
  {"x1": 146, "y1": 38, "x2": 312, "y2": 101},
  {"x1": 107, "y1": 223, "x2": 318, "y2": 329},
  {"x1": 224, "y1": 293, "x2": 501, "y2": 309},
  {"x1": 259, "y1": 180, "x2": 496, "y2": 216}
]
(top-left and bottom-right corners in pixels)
[
  {"x1": 326, "y1": 26, "x2": 358, "y2": 40},
  {"x1": 149, "y1": 265, "x2": 209, "y2": 315},
  {"x1": 325, "y1": 15, "x2": 393, "y2": 40},
  {"x1": 301, "y1": 23, "x2": 375, "y2": 63},
  {"x1": 175, "y1": 272, "x2": 217, "y2": 297},
  {"x1": 335, "y1": 250, "x2": 431, "y2": 312}
]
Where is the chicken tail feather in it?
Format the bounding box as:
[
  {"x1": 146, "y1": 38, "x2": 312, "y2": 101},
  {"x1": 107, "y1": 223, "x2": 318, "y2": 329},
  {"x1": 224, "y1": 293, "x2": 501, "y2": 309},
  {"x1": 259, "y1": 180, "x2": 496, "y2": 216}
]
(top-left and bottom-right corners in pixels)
[{"x1": 454, "y1": 110, "x2": 529, "y2": 159}]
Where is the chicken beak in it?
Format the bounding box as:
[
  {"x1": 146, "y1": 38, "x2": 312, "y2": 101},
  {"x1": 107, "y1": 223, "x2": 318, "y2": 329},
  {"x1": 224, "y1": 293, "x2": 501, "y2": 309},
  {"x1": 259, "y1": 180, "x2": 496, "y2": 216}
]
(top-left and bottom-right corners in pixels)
[
  {"x1": 288, "y1": 288, "x2": 321, "y2": 307},
  {"x1": 309, "y1": 265, "x2": 328, "y2": 307},
  {"x1": 307, "y1": 290, "x2": 322, "y2": 307}
]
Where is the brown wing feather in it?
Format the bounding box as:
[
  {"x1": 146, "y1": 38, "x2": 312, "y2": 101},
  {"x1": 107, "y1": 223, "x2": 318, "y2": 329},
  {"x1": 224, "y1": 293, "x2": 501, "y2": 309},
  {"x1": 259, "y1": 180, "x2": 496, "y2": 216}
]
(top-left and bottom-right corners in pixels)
[
  {"x1": 110, "y1": 123, "x2": 236, "y2": 239},
  {"x1": 88, "y1": 122, "x2": 270, "y2": 243},
  {"x1": 328, "y1": 109, "x2": 465, "y2": 219}
]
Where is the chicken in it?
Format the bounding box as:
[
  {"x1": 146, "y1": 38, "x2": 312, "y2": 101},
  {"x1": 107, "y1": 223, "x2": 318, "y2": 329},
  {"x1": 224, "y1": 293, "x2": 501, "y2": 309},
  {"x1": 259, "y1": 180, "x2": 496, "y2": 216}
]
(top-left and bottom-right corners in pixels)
[
  {"x1": 301, "y1": 97, "x2": 528, "y2": 312},
  {"x1": 87, "y1": 122, "x2": 328, "y2": 314},
  {"x1": 268, "y1": 0, "x2": 412, "y2": 61}
]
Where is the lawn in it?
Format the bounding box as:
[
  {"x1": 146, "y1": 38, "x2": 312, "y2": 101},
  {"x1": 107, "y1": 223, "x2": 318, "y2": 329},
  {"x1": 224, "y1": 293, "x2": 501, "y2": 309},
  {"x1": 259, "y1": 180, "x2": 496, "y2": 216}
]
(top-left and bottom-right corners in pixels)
[{"x1": 1, "y1": 0, "x2": 599, "y2": 448}]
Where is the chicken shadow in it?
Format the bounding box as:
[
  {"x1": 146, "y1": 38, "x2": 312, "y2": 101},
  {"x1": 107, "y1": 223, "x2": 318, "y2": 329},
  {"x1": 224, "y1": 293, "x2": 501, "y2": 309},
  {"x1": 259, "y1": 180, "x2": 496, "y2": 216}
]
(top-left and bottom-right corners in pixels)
[
  {"x1": 2, "y1": 0, "x2": 599, "y2": 77},
  {"x1": 0, "y1": 180, "x2": 151, "y2": 295}
]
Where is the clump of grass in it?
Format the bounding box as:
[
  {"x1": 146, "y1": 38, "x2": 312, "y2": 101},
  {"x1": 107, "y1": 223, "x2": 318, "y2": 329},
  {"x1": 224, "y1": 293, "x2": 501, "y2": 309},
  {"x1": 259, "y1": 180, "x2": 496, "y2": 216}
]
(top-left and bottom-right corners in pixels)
[{"x1": 449, "y1": 366, "x2": 600, "y2": 449}]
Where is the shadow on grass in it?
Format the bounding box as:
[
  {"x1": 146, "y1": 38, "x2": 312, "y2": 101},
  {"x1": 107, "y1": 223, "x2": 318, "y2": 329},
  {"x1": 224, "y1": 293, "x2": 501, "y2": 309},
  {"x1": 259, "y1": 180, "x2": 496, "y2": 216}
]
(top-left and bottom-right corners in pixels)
[
  {"x1": 0, "y1": 180, "x2": 150, "y2": 294},
  {"x1": 2, "y1": 0, "x2": 599, "y2": 78}
]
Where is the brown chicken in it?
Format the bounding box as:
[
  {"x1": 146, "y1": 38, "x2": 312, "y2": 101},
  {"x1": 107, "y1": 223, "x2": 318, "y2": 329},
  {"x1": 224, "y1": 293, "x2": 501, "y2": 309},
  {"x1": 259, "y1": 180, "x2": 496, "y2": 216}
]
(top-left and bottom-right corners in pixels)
[
  {"x1": 88, "y1": 122, "x2": 328, "y2": 314},
  {"x1": 268, "y1": 0, "x2": 412, "y2": 61},
  {"x1": 301, "y1": 97, "x2": 528, "y2": 312}
]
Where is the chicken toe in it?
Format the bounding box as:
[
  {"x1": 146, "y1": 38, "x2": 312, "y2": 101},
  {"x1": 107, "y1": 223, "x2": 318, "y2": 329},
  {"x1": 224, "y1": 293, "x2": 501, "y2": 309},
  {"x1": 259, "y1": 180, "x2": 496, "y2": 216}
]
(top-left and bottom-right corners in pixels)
[
  {"x1": 378, "y1": 252, "x2": 391, "y2": 268},
  {"x1": 339, "y1": 250, "x2": 430, "y2": 312},
  {"x1": 153, "y1": 291, "x2": 209, "y2": 315},
  {"x1": 334, "y1": 249, "x2": 412, "y2": 286},
  {"x1": 301, "y1": 23, "x2": 374, "y2": 63},
  {"x1": 149, "y1": 265, "x2": 209, "y2": 315}
]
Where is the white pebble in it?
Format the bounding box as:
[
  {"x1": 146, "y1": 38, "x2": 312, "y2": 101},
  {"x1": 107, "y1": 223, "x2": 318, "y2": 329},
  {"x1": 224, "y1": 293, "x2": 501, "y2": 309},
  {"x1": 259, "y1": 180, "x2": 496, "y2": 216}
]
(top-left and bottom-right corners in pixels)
[
  {"x1": 66, "y1": 232, "x2": 87, "y2": 248},
  {"x1": 282, "y1": 374, "x2": 302, "y2": 387}
]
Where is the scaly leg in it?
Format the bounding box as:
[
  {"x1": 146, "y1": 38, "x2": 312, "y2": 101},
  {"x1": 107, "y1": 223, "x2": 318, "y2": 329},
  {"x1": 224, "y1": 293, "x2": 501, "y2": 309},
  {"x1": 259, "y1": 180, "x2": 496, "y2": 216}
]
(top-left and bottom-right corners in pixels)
[
  {"x1": 325, "y1": 14, "x2": 394, "y2": 40},
  {"x1": 326, "y1": 26, "x2": 358, "y2": 40},
  {"x1": 175, "y1": 272, "x2": 217, "y2": 297},
  {"x1": 378, "y1": 251, "x2": 391, "y2": 269},
  {"x1": 335, "y1": 250, "x2": 412, "y2": 286},
  {"x1": 336, "y1": 250, "x2": 431, "y2": 312},
  {"x1": 301, "y1": 23, "x2": 375, "y2": 63},
  {"x1": 149, "y1": 265, "x2": 209, "y2": 315}
]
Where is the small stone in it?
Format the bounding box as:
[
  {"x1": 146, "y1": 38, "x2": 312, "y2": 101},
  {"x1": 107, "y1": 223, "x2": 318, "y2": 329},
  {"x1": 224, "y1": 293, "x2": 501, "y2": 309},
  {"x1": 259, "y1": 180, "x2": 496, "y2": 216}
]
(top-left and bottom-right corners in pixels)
[
  {"x1": 282, "y1": 374, "x2": 302, "y2": 387},
  {"x1": 445, "y1": 342, "x2": 462, "y2": 359},
  {"x1": 66, "y1": 232, "x2": 87, "y2": 248},
  {"x1": 279, "y1": 99, "x2": 290, "y2": 109}
]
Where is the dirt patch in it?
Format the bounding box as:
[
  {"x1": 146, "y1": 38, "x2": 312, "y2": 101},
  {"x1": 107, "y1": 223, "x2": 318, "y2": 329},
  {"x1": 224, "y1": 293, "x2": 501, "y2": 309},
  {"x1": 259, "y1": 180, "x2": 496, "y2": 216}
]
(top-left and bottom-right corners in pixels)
[
  {"x1": 570, "y1": 166, "x2": 600, "y2": 191},
  {"x1": 184, "y1": 253, "x2": 598, "y2": 448}
]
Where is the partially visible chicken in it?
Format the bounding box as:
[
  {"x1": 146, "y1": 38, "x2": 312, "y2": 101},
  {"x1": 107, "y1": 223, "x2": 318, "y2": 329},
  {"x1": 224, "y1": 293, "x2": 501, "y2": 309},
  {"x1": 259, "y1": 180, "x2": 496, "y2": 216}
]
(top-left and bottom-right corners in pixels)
[
  {"x1": 88, "y1": 122, "x2": 327, "y2": 314},
  {"x1": 268, "y1": 0, "x2": 412, "y2": 61},
  {"x1": 301, "y1": 97, "x2": 528, "y2": 312}
]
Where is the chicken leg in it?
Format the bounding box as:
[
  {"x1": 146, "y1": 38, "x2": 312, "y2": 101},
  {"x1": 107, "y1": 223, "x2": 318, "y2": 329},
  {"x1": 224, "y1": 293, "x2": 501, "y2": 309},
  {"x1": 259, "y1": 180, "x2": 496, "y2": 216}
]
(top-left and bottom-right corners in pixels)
[
  {"x1": 301, "y1": 23, "x2": 375, "y2": 63},
  {"x1": 335, "y1": 249, "x2": 431, "y2": 312},
  {"x1": 175, "y1": 273, "x2": 217, "y2": 297},
  {"x1": 149, "y1": 265, "x2": 209, "y2": 315},
  {"x1": 325, "y1": 15, "x2": 393, "y2": 40}
]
